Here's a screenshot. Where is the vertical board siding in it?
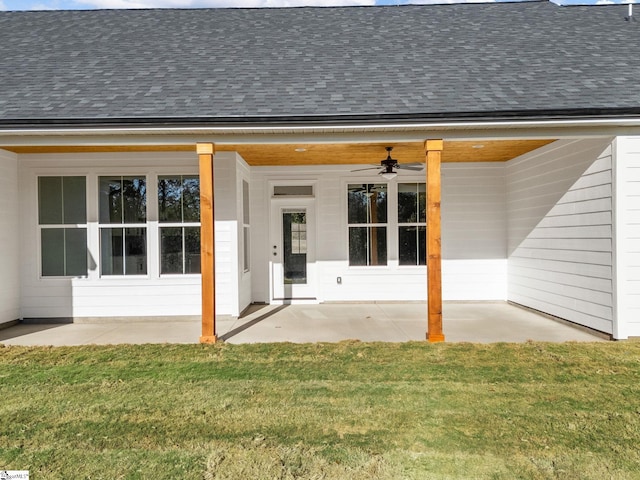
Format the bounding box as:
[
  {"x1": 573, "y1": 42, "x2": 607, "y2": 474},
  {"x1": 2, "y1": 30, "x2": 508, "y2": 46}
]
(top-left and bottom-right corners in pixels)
[
  {"x1": 507, "y1": 139, "x2": 614, "y2": 334},
  {"x1": 615, "y1": 136, "x2": 640, "y2": 338},
  {"x1": 0, "y1": 150, "x2": 20, "y2": 324}
]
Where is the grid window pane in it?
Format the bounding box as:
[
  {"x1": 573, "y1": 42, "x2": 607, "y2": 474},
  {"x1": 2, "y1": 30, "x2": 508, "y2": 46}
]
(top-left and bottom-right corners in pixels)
[
  {"x1": 185, "y1": 227, "x2": 201, "y2": 274},
  {"x1": 349, "y1": 228, "x2": 367, "y2": 266},
  {"x1": 99, "y1": 176, "x2": 146, "y2": 224},
  {"x1": 398, "y1": 183, "x2": 418, "y2": 223},
  {"x1": 370, "y1": 227, "x2": 387, "y2": 266},
  {"x1": 399, "y1": 226, "x2": 418, "y2": 265},
  {"x1": 160, "y1": 227, "x2": 183, "y2": 274},
  {"x1": 123, "y1": 177, "x2": 147, "y2": 224},
  {"x1": 39, "y1": 176, "x2": 87, "y2": 277},
  {"x1": 99, "y1": 177, "x2": 123, "y2": 224},
  {"x1": 38, "y1": 177, "x2": 63, "y2": 224},
  {"x1": 100, "y1": 228, "x2": 147, "y2": 276},
  {"x1": 348, "y1": 184, "x2": 388, "y2": 266},
  {"x1": 158, "y1": 175, "x2": 200, "y2": 223},
  {"x1": 63, "y1": 176, "x2": 87, "y2": 224},
  {"x1": 183, "y1": 176, "x2": 200, "y2": 222},
  {"x1": 101, "y1": 228, "x2": 124, "y2": 275},
  {"x1": 349, "y1": 227, "x2": 387, "y2": 266},
  {"x1": 157, "y1": 175, "x2": 200, "y2": 275},
  {"x1": 160, "y1": 227, "x2": 201, "y2": 274},
  {"x1": 41, "y1": 229, "x2": 65, "y2": 276},
  {"x1": 418, "y1": 185, "x2": 426, "y2": 223},
  {"x1": 39, "y1": 176, "x2": 87, "y2": 225},
  {"x1": 65, "y1": 228, "x2": 88, "y2": 276},
  {"x1": 158, "y1": 177, "x2": 183, "y2": 222},
  {"x1": 40, "y1": 228, "x2": 87, "y2": 277},
  {"x1": 398, "y1": 183, "x2": 426, "y2": 224},
  {"x1": 398, "y1": 184, "x2": 426, "y2": 265},
  {"x1": 124, "y1": 227, "x2": 147, "y2": 275},
  {"x1": 348, "y1": 184, "x2": 387, "y2": 224},
  {"x1": 242, "y1": 180, "x2": 250, "y2": 224},
  {"x1": 242, "y1": 226, "x2": 250, "y2": 273},
  {"x1": 418, "y1": 226, "x2": 426, "y2": 265}
]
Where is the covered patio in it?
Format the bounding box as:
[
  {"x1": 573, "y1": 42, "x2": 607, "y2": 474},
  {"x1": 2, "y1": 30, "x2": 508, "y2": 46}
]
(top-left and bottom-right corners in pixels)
[{"x1": 0, "y1": 302, "x2": 605, "y2": 346}]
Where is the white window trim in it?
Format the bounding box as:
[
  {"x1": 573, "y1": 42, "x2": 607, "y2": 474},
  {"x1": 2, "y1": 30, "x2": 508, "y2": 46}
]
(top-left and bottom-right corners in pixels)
[
  {"x1": 346, "y1": 181, "x2": 391, "y2": 268},
  {"x1": 37, "y1": 175, "x2": 89, "y2": 279},
  {"x1": 397, "y1": 182, "x2": 427, "y2": 267},
  {"x1": 97, "y1": 175, "x2": 149, "y2": 278}
]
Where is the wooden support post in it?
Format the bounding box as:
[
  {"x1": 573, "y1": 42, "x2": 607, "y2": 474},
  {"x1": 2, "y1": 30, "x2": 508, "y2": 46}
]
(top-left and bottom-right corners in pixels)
[
  {"x1": 425, "y1": 140, "x2": 445, "y2": 343},
  {"x1": 198, "y1": 143, "x2": 217, "y2": 344}
]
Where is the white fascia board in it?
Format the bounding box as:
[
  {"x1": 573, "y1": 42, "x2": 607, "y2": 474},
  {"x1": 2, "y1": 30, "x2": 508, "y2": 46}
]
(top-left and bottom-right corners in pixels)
[{"x1": 2, "y1": 118, "x2": 640, "y2": 146}]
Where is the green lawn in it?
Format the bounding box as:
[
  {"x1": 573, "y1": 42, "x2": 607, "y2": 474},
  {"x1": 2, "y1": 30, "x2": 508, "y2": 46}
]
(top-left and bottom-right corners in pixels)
[{"x1": 1, "y1": 341, "x2": 639, "y2": 479}]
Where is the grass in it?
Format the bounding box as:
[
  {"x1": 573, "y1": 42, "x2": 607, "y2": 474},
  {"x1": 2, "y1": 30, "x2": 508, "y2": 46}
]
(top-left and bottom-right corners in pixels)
[{"x1": 1, "y1": 341, "x2": 639, "y2": 479}]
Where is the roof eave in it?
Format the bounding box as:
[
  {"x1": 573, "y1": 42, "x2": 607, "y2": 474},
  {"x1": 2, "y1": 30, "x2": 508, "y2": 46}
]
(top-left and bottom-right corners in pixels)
[{"x1": 3, "y1": 107, "x2": 640, "y2": 131}]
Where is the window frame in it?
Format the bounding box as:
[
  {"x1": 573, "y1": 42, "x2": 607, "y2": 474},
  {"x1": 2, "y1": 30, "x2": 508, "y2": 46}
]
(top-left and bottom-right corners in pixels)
[
  {"x1": 397, "y1": 182, "x2": 427, "y2": 267},
  {"x1": 37, "y1": 175, "x2": 88, "y2": 279},
  {"x1": 98, "y1": 175, "x2": 149, "y2": 277},
  {"x1": 157, "y1": 174, "x2": 201, "y2": 276},
  {"x1": 242, "y1": 179, "x2": 251, "y2": 273},
  {"x1": 346, "y1": 182, "x2": 389, "y2": 267}
]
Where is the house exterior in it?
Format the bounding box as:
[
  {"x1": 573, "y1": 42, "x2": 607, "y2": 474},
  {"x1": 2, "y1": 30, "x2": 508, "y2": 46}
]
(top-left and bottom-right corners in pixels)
[{"x1": 1, "y1": 1, "x2": 639, "y2": 341}]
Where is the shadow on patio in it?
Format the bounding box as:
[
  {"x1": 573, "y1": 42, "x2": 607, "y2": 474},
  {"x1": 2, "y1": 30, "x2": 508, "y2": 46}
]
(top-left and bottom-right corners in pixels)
[{"x1": 0, "y1": 302, "x2": 606, "y2": 346}]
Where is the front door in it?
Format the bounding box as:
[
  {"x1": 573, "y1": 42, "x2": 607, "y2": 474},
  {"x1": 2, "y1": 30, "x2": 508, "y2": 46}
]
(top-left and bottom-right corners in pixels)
[{"x1": 271, "y1": 199, "x2": 316, "y2": 300}]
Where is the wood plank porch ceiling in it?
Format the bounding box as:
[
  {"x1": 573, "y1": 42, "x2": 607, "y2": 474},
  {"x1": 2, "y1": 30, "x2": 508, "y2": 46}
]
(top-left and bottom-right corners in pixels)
[{"x1": 5, "y1": 139, "x2": 554, "y2": 164}]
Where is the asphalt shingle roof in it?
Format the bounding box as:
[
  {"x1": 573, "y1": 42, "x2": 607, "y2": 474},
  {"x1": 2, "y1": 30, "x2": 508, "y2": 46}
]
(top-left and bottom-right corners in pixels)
[{"x1": 0, "y1": 2, "x2": 639, "y2": 126}]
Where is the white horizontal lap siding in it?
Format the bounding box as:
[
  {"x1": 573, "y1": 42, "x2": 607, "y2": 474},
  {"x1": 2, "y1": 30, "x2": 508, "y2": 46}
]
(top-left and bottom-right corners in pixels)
[
  {"x1": 252, "y1": 162, "x2": 507, "y2": 303},
  {"x1": 614, "y1": 136, "x2": 640, "y2": 338},
  {"x1": 441, "y1": 162, "x2": 507, "y2": 300},
  {"x1": 507, "y1": 139, "x2": 614, "y2": 334},
  {"x1": 0, "y1": 150, "x2": 20, "y2": 323},
  {"x1": 18, "y1": 151, "x2": 212, "y2": 319},
  {"x1": 69, "y1": 279, "x2": 201, "y2": 317}
]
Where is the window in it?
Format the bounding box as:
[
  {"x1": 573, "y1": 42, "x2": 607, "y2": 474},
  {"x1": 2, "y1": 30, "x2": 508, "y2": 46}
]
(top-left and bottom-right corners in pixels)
[
  {"x1": 273, "y1": 185, "x2": 313, "y2": 197},
  {"x1": 398, "y1": 183, "x2": 426, "y2": 266},
  {"x1": 99, "y1": 176, "x2": 147, "y2": 275},
  {"x1": 242, "y1": 180, "x2": 250, "y2": 272},
  {"x1": 158, "y1": 175, "x2": 200, "y2": 274},
  {"x1": 38, "y1": 176, "x2": 87, "y2": 277},
  {"x1": 347, "y1": 184, "x2": 387, "y2": 266}
]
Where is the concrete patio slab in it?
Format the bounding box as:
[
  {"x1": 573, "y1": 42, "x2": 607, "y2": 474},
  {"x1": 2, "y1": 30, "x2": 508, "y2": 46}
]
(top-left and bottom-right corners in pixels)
[{"x1": 0, "y1": 302, "x2": 606, "y2": 346}]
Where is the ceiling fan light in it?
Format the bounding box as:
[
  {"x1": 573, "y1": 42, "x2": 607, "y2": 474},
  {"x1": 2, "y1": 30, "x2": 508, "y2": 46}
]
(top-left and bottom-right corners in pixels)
[{"x1": 380, "y1": 171, "x2": 397, "y2": 180}]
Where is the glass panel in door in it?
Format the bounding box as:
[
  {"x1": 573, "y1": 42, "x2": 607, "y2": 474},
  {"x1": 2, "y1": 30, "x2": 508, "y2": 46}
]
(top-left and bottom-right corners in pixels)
[{"x1": 283, "y1": 211, "x2": 307, "y2": 285}]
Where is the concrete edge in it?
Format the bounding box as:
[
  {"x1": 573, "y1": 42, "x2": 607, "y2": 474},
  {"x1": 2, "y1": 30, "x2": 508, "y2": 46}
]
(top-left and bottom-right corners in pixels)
[
  {"x1": 507, "y1": 301, "x2": 613, "y2": 341},
  {"x1": 0, "y1": 319, "x2": 20, "y2": 331},
  {"x1": 22, "y1": 316, "x2": 201, "y2": 325}
]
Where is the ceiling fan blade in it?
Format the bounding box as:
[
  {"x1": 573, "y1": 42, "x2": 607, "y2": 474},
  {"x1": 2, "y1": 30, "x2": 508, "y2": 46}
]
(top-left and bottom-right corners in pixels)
[
  {"x1": 351, "y1": 166, "x2": 382, "y2": 172},
  {"x1": 396, "y1": 163, "x2": 424, "y2": 171}
]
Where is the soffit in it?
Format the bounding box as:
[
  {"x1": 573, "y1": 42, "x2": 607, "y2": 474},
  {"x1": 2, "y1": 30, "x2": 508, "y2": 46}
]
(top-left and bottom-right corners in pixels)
[{"x1": 4, "y1": 139, "x2": 555, "y2": 164}]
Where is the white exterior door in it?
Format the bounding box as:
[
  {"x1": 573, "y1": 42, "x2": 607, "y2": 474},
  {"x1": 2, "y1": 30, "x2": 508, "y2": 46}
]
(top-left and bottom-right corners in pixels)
[{"x1": 271, "y1": 198, "x2": 317, "y2": 300}]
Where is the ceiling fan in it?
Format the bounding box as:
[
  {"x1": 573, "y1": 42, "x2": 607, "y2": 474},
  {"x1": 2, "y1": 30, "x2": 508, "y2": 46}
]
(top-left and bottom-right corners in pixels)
[{"x1": 352, "y1": 147, "x2": 424, "y2": 179}]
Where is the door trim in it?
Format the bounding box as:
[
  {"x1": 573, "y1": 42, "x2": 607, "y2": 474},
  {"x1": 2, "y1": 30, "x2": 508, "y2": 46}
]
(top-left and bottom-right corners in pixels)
[{"x1": 270, "y1": 196, "x2": 317, "y2": 303}]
